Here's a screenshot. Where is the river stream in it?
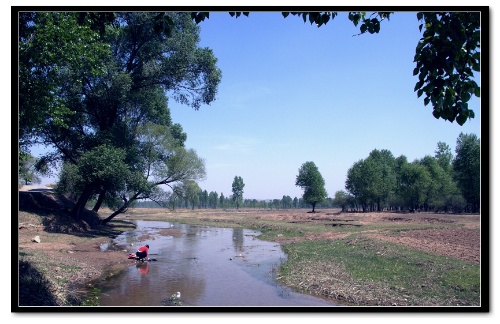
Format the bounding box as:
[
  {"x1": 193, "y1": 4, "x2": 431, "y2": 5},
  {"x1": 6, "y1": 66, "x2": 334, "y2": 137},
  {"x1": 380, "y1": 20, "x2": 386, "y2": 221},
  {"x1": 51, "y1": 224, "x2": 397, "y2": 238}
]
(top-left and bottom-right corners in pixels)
[{"x1": 97, "y1": 220, "x2": 337, "y2": 307}]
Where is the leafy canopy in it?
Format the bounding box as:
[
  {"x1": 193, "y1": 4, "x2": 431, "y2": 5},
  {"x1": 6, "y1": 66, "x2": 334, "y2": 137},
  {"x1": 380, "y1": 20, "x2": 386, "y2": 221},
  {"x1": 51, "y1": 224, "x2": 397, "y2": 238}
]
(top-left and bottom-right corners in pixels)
[{"x1": 295, "y1": 161, "x2": 328, "y2": 211}]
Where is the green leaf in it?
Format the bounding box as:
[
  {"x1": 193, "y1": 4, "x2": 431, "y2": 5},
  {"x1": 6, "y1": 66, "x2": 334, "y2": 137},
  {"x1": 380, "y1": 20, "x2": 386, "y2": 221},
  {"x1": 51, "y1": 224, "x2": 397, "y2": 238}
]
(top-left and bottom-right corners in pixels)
[
  {"x1": 474, "y1": 86, "x2": 480, "y2": 97},
  {"x1": 309, "y1": 13, "x2": 315, "y2": 24},
  {"x1": 460, "y1": 91, "x2": 471, "y2": 102},
  {"x1": 413, "y1": 67, "x2": 419, "y2": 76},
  {"x1": 414, "y1": 80, "x2": 424, "y2": 92},
  {"x1": 456, "y1": 114, "x2": 467, "y2": 126},
  {"x1": 322, "y1": 13, "x2": 330, "y2": 24},
  {"x1": 418, "y1": 71, "x2": 425, "y2": 81}
]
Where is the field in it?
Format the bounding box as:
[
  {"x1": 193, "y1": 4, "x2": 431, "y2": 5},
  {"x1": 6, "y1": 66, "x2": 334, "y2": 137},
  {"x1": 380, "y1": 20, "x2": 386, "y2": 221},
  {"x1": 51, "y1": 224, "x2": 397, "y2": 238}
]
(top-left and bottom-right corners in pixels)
[{"x1": 17, "y1": 190, "x2": 481, "y2": 307}]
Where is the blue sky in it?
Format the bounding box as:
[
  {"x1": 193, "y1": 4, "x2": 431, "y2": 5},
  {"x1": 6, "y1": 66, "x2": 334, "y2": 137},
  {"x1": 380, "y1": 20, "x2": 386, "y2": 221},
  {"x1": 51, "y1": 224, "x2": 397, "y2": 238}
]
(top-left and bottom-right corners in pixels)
[{"x1": 166, "y1": 11, "x2": 481, "y2": 200}]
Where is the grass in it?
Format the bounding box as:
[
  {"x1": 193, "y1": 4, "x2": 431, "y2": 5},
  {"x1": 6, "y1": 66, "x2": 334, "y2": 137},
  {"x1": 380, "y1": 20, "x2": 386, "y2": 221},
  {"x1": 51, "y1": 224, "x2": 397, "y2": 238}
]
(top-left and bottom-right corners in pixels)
[
  {"x1": 81, "y1": 288, "x2": 102, "y2": 306},
  {"x1": 279, "y1": 236, "x2": 480, "y2": 306},
  {"x1": 18, "y1": 258, "x2": 60, "y2": 306}
]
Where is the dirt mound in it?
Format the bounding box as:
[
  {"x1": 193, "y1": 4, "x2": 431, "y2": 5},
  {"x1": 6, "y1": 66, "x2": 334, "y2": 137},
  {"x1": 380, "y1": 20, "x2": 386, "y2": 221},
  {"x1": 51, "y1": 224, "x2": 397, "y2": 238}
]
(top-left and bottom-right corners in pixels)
[
  {"x1": 18, "y1": 190, "x2": 101, "y2": 232},
  {"x1": 18, "y1": 191, "x2": 76, "y2": 212}
]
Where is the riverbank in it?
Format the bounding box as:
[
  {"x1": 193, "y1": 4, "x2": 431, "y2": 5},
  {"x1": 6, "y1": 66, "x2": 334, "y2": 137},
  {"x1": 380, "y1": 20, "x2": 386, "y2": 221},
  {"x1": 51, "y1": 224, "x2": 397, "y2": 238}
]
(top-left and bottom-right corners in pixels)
[{"x1": 16, "y1": 190, "x2": 481, "y2": 307}]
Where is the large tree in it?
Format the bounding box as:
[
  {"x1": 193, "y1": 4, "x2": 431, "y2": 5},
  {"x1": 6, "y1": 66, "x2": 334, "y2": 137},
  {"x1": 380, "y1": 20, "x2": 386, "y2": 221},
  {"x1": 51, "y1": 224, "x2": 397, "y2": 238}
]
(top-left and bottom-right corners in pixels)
[
  {"x1": 181, "y1": 180, "x2": 202, "y2": 210},
  {"x1": 398, "y1": 162, "x2": 432, "y2": 211},
  {"x1": 345, "y1": 158, "x2": 378, "y2": 212},
  {"x1": 434, "y1": 141, "x2": 454, "y2": 176},
  {"x1": 295, "y1": 161, "x2": 328, "y2": 212},
  {"x1": 19, "y1": 12, "x2": 220, "y2": 221},
  {"x1": 453, "y1": 133, "x2": 481, "y2": 213},
  {"x1": 365, "y1": 149, "x2": 397, "y2": 211},
  {"x1": 416, "y1": 155, "x2": 461, "y2": 212}
]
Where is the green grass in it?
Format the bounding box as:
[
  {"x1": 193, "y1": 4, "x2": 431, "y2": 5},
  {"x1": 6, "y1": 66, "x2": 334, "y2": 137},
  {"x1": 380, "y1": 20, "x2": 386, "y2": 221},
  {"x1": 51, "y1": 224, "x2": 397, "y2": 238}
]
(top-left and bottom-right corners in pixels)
[
  {"x1": 280, "y1": 236, "x2": 480, "y2": 306},
  {"x1": 81, "y1": 288, "x2": 102, "y2": 306}
]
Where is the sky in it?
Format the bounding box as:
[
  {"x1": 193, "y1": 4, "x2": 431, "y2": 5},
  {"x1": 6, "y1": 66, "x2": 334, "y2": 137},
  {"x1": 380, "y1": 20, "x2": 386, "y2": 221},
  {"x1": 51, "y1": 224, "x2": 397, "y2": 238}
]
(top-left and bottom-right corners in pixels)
[{"x1": 164, "y1": 11, "x2": 482, "y2": 200}]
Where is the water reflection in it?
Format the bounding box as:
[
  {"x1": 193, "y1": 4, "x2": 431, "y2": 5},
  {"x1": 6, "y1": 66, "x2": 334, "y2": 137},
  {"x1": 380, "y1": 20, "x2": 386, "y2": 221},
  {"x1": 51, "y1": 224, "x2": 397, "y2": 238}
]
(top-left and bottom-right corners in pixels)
[{"x1": 97, "y1": 220, "x2": 336, "y2": 307}]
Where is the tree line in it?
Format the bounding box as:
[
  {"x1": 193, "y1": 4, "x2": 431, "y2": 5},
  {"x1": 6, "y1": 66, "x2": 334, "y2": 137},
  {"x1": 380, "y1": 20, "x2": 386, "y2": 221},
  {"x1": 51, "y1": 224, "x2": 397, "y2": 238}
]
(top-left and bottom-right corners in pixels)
[
  {"x1": 132, "y1": 132, "x2": 480, "y2": 214},
  {"x1": 134, "y1": 194, "x2": 333, "y2": 210}
]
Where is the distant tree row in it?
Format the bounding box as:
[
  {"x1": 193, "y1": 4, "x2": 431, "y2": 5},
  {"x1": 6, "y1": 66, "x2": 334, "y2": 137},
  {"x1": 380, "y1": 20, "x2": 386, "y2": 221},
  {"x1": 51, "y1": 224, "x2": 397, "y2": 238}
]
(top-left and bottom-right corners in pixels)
[{"x1": 134, "y1": 192, "x2": 333, "y2": 210}]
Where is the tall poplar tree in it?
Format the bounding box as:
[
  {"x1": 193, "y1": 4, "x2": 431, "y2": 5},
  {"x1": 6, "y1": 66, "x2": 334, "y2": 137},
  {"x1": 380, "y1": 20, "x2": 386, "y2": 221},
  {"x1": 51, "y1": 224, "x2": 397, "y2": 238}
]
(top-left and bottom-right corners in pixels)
[{"x1": 231, "y1": 176, "x2": 245, "y2": 210}]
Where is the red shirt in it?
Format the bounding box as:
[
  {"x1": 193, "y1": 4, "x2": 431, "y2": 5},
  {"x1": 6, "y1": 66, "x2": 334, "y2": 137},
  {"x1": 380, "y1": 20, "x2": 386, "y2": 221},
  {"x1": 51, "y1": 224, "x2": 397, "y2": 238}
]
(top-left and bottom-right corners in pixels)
[{"x1": 137, "y1": 246, "x2": 149, "y2": 256}]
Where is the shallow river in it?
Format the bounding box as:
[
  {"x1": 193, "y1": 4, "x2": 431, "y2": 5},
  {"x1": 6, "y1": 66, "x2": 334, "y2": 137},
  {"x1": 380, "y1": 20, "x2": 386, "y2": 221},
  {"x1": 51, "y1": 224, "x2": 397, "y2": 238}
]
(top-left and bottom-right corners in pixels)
[{"x1": 97, "y1": 220, "x2": 337, "y2": 307}]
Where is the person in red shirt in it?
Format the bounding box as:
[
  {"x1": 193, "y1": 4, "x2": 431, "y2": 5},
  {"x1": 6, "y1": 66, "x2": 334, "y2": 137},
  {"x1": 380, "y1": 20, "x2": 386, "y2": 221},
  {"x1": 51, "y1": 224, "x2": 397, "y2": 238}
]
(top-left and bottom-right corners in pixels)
[{"x1": 135, "y1": 244, "x2": 149, "y2": 261}]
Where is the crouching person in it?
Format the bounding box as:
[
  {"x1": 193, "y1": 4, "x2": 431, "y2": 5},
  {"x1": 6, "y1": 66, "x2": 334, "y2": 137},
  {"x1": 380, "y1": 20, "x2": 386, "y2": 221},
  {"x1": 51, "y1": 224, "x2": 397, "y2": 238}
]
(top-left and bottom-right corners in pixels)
[{"x1": 136, "y1": 244, "x2": 149, "y2": 261}]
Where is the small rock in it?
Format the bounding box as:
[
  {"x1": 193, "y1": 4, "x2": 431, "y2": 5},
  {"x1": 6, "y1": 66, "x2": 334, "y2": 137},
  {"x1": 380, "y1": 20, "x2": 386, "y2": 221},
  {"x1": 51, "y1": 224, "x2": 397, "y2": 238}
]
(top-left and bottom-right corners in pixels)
[{"x1": 32, "y1": 236, "x2": 40, "y2": 243}]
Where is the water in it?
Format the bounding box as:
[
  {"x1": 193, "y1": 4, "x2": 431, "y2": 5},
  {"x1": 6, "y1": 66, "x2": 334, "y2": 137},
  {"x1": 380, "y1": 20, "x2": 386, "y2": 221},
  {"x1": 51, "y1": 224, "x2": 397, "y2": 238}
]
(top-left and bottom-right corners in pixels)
[{"x1": 97, "y1": 220, "x2": 337, "y2": 307}]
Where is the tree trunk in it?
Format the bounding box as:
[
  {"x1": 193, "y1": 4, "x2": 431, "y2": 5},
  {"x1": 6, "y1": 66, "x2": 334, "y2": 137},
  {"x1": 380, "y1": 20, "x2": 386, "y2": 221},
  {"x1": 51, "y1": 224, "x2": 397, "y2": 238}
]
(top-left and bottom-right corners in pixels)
[
  {"x1": 100, "y1": 192, "x2": 140, "y2": 225},
  {"x1": 92, "y1": 189, "x2": 106, "y2": 212},
  {"x1": 311, "y1": 202, "x2": 316, "y2": 213},
  {"x1": 71, "y1": 184, "x2": 94, "y2": 220},
  {"x1": 100, "y1": 202, "x2": 129, "y2": 225}
]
